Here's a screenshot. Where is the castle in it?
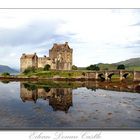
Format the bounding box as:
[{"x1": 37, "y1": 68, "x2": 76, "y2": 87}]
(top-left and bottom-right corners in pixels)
[{"x1": 20, "y1": 42, "x2": 73, "y2": 72}]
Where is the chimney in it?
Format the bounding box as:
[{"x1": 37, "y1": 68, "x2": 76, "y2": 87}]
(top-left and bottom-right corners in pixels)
[
  {"x1": 65, "y1": 42, "x2": 68, "y2": 45},
  {"x1": 53, "y1": 43, "x2": 57, "y2": 46}
]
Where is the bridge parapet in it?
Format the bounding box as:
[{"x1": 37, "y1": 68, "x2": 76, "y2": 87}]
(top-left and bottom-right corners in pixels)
[
  {"x1": 85, "y1": 71, "x2": 97, "y2": 79},
  {"x1": 84, "y1": 70, "x2": 140, "y2": 81},
  {"x1": 133, "y1": 71, "x2": 140, "y2": 81}
]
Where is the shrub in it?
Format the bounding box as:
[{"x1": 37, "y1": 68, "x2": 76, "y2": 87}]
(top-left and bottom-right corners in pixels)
[
  {"x1": 1, "y1": 72, "x2": 10, "y2": 77},
  {"x1": 117, "y1": 64, "x2": 125, "y2": 70},
  {"x1": 72, "y1": 65, "x2": 78, "y2": 70},
  {"x1": 68, "y1": 73, "x2": 72, "y2": 77},
  {"x1": 44, "y1": 64, "x2": 50, "y2": 71},
  {"x1": 86, "y1": 65, "x2": 100, "y2": 71},
  {"x1": 23, "y1": 67, "x2": 36, "y2": 74},
  {"x1": 82, "y1": 72, "x2": 85, "y2": 76}
]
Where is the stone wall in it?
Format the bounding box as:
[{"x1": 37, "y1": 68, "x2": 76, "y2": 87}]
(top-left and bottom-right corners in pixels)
[
  {"x1": 38, "y1": 56, "x2": 52, "y2": 68},
  {"x1": 134, "y1": 71, "x2": 140, "y2": 81},
  {"x1": 20, "y1": 53, "x2": 38, "y2": 72}
]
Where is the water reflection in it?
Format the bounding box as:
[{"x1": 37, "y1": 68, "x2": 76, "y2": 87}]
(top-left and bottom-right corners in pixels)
[
  {"x1": 20, "y1": 81, "x2": 140, "y2": 113},
  {"x1": 1, "y1": 80, "x2": 10, "y2": 84},
  {"x1": 0, "y1": 81, "x2": 140, "y2": 129},
  {"x1": 20, "y1": 83, "x2": 72, "y2": 113},
  {"x1": 20, "y1": 83, "x2": 38, "y2": 103},
  {"x1": 49, "y1": 88, "x2": 72, "y2": 113}
]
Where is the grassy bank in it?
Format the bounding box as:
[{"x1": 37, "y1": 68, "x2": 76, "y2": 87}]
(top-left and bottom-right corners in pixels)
[
  {"x1": 19, "y1": 70, "x2": 85, "y2": 78},
  {"x1": 18, "y1": 69, "x2": 135, "y2": 81}
]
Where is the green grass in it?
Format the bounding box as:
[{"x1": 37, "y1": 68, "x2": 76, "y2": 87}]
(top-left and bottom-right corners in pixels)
[
  {"x1": 97, "y1": 64, "x2": 140, "y2": 71},
  {"x1": 127, "y1": 66, "x2": 140, "y2": 71},
  {"x1": 98, "y1": 63, "x2": 117, "y2": 70},
  {"x1": 21, "y1": 70, "x2": 84, "y2": 78}
]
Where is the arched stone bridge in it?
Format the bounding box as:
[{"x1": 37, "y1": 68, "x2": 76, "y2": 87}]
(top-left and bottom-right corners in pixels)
[{"x1": 85, "y1": 70, "x2": 140, "y2": 81}]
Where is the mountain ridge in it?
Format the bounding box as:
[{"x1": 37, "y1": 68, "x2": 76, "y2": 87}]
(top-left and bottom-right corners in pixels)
[
  {"x1": 113, "y1": 57, "x2": 140, "y2": 66},
  {"x1": 0, "y1": 65, "x2": 18, "y2": 73},
  {"x1": 96, "y1": 57, "x2": 140, "y2": 71}
]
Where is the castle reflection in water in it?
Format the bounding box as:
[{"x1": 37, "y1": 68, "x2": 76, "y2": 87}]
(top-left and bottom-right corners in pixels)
[
  {"x1": 20, "y1": 81, "x2": 140, "y2": 113},
  {"x1": 20, "y1": 83, "x2": 73, "y2": 113}
]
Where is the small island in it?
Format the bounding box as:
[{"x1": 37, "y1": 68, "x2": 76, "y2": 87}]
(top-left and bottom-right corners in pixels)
[{"x1": 0, "y1": 42, "x2": 140, "y2": 82}]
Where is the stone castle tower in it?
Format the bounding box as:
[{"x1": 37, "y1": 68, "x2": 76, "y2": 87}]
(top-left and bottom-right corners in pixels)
[
  {"x1": 20, "y1": 53, "x2": 38, "y2": 72},
  {"x1": 20, "y1": 42, "x2": 73, "y2": 72},
  {"x1": 49, "y1": 42, "x2": 72, "y2": 70}
]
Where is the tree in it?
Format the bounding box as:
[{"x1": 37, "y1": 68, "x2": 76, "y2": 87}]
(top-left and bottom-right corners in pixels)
[
  {"x1": 86, "y1": 65, "x2": 100, "y2": 71},
  {"x1": 23, "y1": 67, "x2": 36, "y2": 74},
  {"x1": 72, "y1": 65, "x2": 78, "y2": 70},
  {"x1": 44, "y1": 64, "x2": 50, "y2": 71},
  {"x1": 117, "y1": 64, "x2": 125, "y2": 70}
]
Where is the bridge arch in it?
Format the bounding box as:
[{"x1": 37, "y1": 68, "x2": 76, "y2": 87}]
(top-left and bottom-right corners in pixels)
[
  {"x1": 98, "y1": 73, "x2": 105, "y2": 81},
  {"x1": 104, "y1": 71, "x2": 119, "y2": 81},
  {"x1": 107, "y1": 73, "x2": 115, "y2": 80},
  {"x1": 120, "y1": 71, "x2": 134, "y2": 81}
]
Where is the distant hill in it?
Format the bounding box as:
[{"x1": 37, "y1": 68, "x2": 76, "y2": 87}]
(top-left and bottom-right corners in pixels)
[
  {"x1": 0, "y1": 65, "x2": 19, "y2": 73},
  {"x1": 114, "y1": 57, "x2": 140, "y2": 66},
  {"x1": 96, "y1": 58, "x2": 140, "y2": 71},
  {"x1": 97, "y1": 63, "x2": 117, "y2": 70},
  {"x1": 82, "y1": 57, "x2": 140, "y2": 71}
]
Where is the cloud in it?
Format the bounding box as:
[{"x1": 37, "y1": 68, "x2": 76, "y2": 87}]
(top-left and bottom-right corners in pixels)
[
  {"x1": 0, "y1": 19, "x2": 77, "y2": 69},
  {"x1": 0, "y1": 9, "x2": 140, "y2": 69},
  {"x1": 131, "y1": 22, "x2": 140, "y2": 26},
  {"x1": 124, "y1": 40, "x2": 140, "y2": 49},
  {"x1": 0, "y1": 19, "x2": 76, "y2": 47}
]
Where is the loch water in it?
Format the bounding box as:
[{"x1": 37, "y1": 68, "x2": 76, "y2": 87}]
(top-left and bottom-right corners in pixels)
[{"x1": 0, "y1": 81, "x2": 140, "y2": 129}]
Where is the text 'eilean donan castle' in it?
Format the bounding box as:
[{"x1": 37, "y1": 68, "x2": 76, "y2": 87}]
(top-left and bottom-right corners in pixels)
[{"x1": 20, "y1": 42, "x2": 73, "y2": 72}]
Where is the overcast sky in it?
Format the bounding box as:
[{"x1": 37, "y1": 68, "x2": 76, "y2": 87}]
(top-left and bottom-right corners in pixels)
[{"x1": 0, "y1": 9, "x2": 140, "y2": 69}]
